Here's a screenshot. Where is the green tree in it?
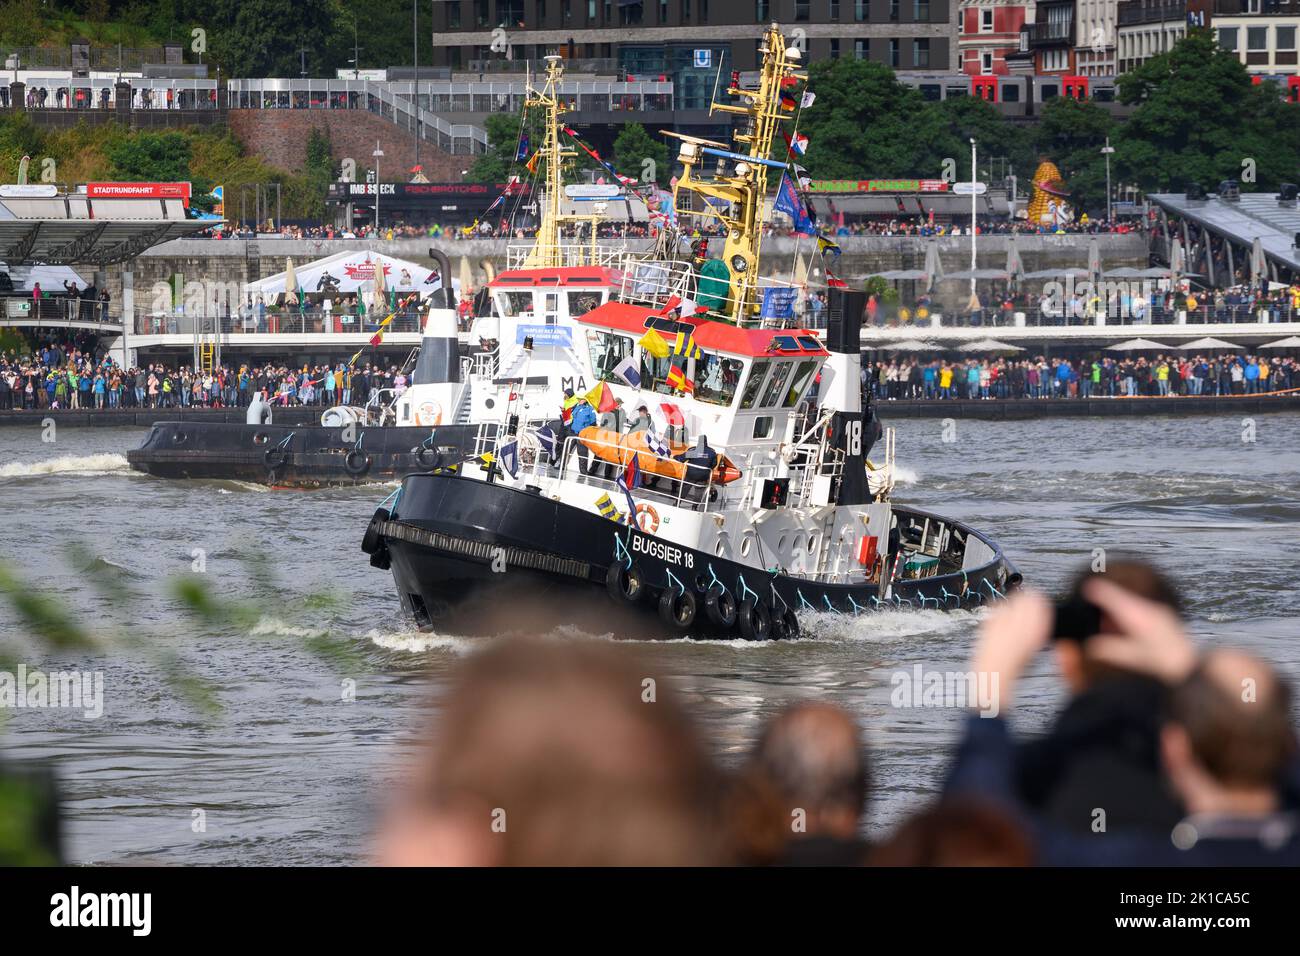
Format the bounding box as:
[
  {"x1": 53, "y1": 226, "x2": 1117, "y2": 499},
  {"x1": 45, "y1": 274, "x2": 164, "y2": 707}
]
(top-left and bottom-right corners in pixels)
[
  {"x1": 1034, "y1": 97, "x2": 1117, "y2": 213},
  {"x1": 936, "y1": 95, "x2": 1034, "y2": 187},
  {"x1": 301, "y1": 126, "x2": 334, "y2": 219},
  {"x1": 1116, "y1": 29, "x2": 1300, "y2": 193},
  {"x1": 612, "y1": 123, "x2": 668, "y2": 186},
  {"x1": 465, "y1": 109, "x2": 539, "y2": 183},
  {"x1": 797, "y1": 57, "x2": 956, "y2": 179},
  {"x1": 208, "y1": 0, "x2": 342, "y2": 78},
  {"x1": 107, "y1": 130, "x2": 192, "y2": 182}
]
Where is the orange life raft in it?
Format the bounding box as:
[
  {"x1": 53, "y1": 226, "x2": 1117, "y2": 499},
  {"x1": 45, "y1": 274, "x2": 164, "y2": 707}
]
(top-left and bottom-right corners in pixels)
[{"x1": 577, "y1": 427, "x2": 743, "y2": 486}]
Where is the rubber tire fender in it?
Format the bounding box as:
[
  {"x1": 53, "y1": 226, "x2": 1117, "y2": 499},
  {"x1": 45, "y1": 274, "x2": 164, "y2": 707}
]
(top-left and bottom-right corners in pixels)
[
  {"x1": 263, "y1": 446, "x2": 287, "y2": 470},
  {"x1": 361, "y1": 507, "x2": 390, "y2": 555},
  {"x1": 605, "y1": 561, "x2": 646, "y2": 603},
  {"x1": 704, "y1": 585, "x2": 737, "y2": 630},
  {"x1": 737, "y1": 598, "x2": 772, "y2": 642},
  {"x1": 657, "y1": 587, "x2": 698, "y2": 632},
  {"x1": 344, "y1": 450, "x2": 371, "y2": 476},
  {"x1": 780, "y1": 608, "x2": 800, "y2": 639},
  {"x1": 414, "y1": 445, "x2": 441, "y2": 469}
]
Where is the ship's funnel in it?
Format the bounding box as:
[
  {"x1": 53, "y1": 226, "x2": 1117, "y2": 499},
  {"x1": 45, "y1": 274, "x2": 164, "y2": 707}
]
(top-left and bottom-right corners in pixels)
[
  {"x1": 413, "y1": 308, "x2": 460, "y2": 385},
  {"x1": 820, "y1": 288, "x2": 865, "y2": 415},
  {"x1": 412, "y1": 248, "x2": 460, "y2": 385},
  {"x1": 819, "y1": 288, "x2": 873, "y2": 506},
  {"x1": 426, "y1": 248, "x2": 453, "y2": 310}
]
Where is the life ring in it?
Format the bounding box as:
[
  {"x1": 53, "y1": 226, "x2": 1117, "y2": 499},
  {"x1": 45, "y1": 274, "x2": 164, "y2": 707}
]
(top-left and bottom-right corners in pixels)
[
  {"x1": 704, "y1": 585, "x2": 737, "y2": 630},
  {"x1": 657, "y1": 588, "x2": 697, "y2": 632},
  {"x1": 344, "y1": 450, "x2": 371, "y2": 476},
  {"x1": 361, "y1": 507, "x2": 390, "y2": 555},
  {"x1": 413, "y1": 445, "x2": 441, "y2": 469},
  {"x1": 252, "y1": 431, "x2": 270, "y2": 446},
  {"x1": 414, "y1": 401, "x2": 443, "y2": 426},
  {"x1": 635, "y1": 503, "x2": 660, "y2": 534},
  {"x1": 737, "y1": 598, "x2": 772, "y2": 641},
  {"x1": 605, "y1": 561, "x2": 646, "y2": 603},
  {"x1": 263, "y1": 446, "x2": 286, "y2": 470}
]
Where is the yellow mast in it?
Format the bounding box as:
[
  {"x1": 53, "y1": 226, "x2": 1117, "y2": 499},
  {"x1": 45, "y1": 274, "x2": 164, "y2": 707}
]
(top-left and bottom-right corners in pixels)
[
  {"x1": 669, "y1": 23, "x2": 805, "y2": 323},
  {"x1": 523, "y1": 55, "x2": 575, "y2": 268}
]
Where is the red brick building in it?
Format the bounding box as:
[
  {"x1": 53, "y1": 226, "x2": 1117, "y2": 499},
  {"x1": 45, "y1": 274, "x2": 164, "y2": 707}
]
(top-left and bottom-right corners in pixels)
[{"x1": 959, "y1": 0, "x2": 1033, "y2": 74}]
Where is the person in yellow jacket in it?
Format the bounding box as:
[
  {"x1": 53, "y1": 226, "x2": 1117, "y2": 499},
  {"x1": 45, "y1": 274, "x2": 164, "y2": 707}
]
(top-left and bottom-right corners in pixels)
[
  {"x1": 1155, "y1": 360, "x2": 1171, "y2": 396},
  {"x1": 938, "y1": 363, "x2": 954, "y2": 399}
]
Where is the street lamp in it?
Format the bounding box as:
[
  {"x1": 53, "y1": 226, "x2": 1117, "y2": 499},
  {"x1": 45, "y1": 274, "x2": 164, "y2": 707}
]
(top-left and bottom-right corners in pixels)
[
  {"x1": 1101, "y1": 137, "x2": 1116, "y2": 224},
  {"x1": 372, "y1": 141, "x2": 385, "y2": 234},
  {"x1": 969, "y1": 137, "x2": 977, "y2": 298},
  {"x1": 413, "y1": 0, "x2": 420, "y2": 173}
]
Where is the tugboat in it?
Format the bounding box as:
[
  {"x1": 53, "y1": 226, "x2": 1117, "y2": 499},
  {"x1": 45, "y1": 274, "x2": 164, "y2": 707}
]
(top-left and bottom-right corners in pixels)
[
  {"x1": 362, "y1": 26, "x2": 1020, "y2": 638},
  {"x1": 127, "y1": 55, "x2": 626, "y2": 488}
]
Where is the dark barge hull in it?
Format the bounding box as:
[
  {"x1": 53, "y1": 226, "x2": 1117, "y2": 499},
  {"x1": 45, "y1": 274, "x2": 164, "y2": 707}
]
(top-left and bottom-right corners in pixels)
[
  {"x1": 365, "y1": 472, "x2": 1020, "y2": 639},
  {"x1": 127, "y1": 421, "x2": 481, "y2": 488}
]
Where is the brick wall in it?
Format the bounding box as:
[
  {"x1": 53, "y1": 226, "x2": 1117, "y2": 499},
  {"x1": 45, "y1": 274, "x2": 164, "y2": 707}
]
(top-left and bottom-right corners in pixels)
[{"x1": 228, "y1": 109, "x2": 465, "y2": 182}]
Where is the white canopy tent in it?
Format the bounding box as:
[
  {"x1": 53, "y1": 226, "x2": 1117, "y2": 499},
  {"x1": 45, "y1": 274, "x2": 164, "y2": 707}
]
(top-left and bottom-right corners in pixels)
[
  {"x1": 245, "y1": 251, "x2": 452, "y2": 299},
  {"x1": 1176, "y1": 337, "x2": 1243, "y2": 351},
  {"x1": 0, "y1": 263, "x2": 90, "y2": 293},
  {"x1": 1106, "y1": 338, "x2": 1173, "y2": 352}
]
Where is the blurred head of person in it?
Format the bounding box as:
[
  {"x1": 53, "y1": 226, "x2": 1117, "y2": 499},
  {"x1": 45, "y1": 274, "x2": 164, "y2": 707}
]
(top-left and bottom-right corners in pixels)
[
  {"x1": 1163, "y1": 650, "x2": 1296, "y2": 818},
  {"x1": 1055, "y1": 558, "x2": 1184, "y2": 693},
  {"x1": 869, "y1": 799, "x2": 1034, "y2": 867},
  {"x1": 376, "y1": 636, "x2": 722, "y2": 866},
  {"x1": 749, "y1": 702, "x2": 868, "y2": 843}
]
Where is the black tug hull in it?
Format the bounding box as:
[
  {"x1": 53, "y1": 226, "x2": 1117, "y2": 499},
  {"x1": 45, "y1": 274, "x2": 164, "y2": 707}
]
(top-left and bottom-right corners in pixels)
[
  {"x1": 365, "y1": 473, "x2": 1021, "y2": 639},
  {"x1": 127, "y1": 421, "x2": 481, "y2": 488}
]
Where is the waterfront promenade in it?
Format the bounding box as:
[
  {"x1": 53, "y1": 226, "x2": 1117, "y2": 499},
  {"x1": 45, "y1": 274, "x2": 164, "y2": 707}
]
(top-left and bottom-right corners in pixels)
[{"x1": 4, "y1": 392, "x2": 1299, "y2": 428}]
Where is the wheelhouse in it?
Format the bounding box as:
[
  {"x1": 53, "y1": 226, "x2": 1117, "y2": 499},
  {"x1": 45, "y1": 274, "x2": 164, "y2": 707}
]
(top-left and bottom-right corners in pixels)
[{"x1": 576, "y1": 301, "x2": 829, "y2": 448}]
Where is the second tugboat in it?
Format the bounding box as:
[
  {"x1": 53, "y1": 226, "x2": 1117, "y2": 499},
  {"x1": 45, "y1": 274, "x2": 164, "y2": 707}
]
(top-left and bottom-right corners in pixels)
[{"x1": 362, "y1": 26, "x2": 1020, "y2": 638}]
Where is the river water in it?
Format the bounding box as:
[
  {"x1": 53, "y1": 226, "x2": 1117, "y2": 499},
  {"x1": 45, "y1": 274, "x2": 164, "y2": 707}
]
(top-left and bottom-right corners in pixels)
[{"x1": 1, "y1": 412, "x2": 1297, "y2": 864}]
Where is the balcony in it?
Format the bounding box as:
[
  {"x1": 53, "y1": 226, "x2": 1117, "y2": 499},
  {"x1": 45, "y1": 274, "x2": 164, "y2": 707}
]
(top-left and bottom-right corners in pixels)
[
  {"x1": 1027, "y1": 21, "x2": 1077, "y2": 47},
  {"x1": 1117, "y1": 1, "x2": 1187, "y2": 26},
  {"x1": 1213, "y1": 0, "x2": 1299, "y2": 14}
]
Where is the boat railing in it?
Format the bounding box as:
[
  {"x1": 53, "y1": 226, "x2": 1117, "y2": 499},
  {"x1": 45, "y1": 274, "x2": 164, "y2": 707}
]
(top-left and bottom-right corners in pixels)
[
  {"x1": 505, "y1": 242, "x2": 628, "y2": 270},
  {"x1": 614, "y1": 256, "x2": 806, "y2": 329},
  {"x1": 546, "y1": 433, "x2": 721, "y2": 516},
  {"x1": 364, "y1": 388, "x2": 399, "y2": 426},
  {"x1": 470, "y1": 351, "x2": 498, "y2": 378}
]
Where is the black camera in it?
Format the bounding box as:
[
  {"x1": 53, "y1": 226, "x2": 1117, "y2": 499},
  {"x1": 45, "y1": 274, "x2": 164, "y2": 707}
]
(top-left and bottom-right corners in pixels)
[{"x1": 1051, "y1": 594, "x2": 1103, "y2": 643}]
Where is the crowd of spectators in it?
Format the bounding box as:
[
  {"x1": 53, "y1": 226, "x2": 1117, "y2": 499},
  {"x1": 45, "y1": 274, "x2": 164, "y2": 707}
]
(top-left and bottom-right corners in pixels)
[
  {"x1": 375, "y1": 559, "x2": 1300, "y2": 866},
  {"x1": 0, "y1": 340, "x2": 408, "y2": 412},
  {"x1": 865, "y1": 352, "x2": 1300, "y2": 400},
  {"x1": 873, "y1": 282, "x2": 1300, "y2": 328}
]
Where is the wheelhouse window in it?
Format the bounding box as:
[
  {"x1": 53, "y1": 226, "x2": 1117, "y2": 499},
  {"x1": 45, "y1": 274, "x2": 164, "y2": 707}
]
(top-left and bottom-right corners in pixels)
[
  {"x1": 498, "y1": 291, "x2": 535, "y2": 316},
  {"x1": 740, "y1": 359, "x2": 771, "y2": 409},
  {"x1": 694, "y1": 352, "x2": 745, "y2": 406},
  {"x1": 586, "y1": 329, "x2": 634, "y2": 383},
  {"x1": 759, "y1": 361, "x2": 793, "y2": 407},
  {"x1": 783, "y1": 360, "x2": 818, "y2": 407},
  {"x1": 640, "y1": 351, "x2": 677, "y2": 395},
  {"x1": 568, "y1": 290, "x2": 604, "y2": 316}
]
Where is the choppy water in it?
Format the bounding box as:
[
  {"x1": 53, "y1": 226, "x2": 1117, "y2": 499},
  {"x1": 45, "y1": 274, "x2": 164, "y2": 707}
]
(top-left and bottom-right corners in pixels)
[{"x1": 1, "y1": 413, "x2": 1298, "y2": 864}]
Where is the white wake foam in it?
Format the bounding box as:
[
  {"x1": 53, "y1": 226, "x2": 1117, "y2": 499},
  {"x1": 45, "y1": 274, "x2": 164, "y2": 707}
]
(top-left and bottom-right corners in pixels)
[
  {"x1": 0, "y1": 453, "x2": 131, "y2": 478},
  {"x1": 364, "y1": 627, "x2": 478, "y2": 654}
]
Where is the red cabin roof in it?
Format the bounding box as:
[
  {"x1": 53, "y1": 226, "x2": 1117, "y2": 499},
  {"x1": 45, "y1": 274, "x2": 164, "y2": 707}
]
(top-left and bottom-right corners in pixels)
[
  {"x1": 489, "y1": 266, "x2": 622, "y2": 288},
  {"x1": 577, "y1": 301, "x2": 829, "y2": 358}
]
